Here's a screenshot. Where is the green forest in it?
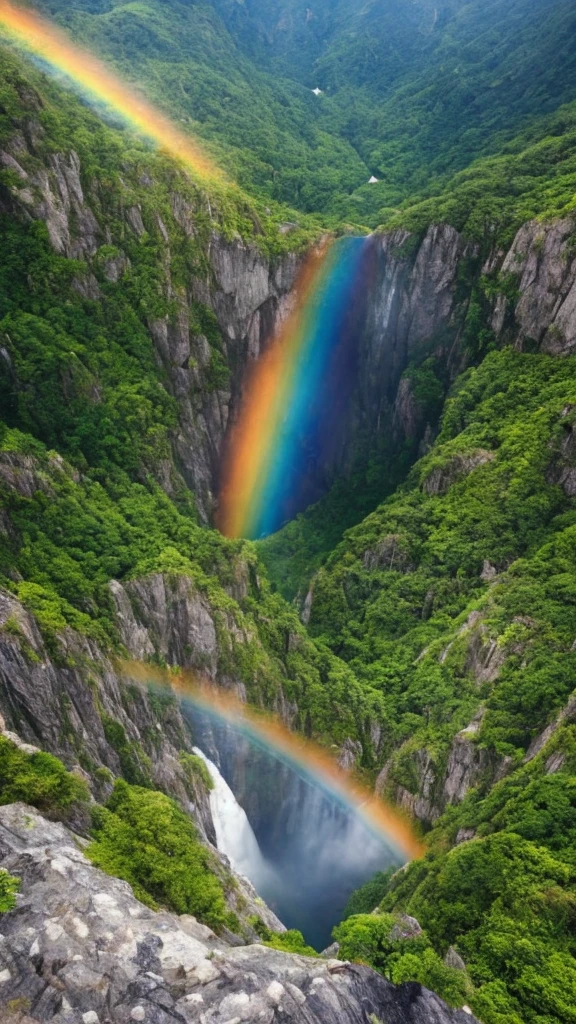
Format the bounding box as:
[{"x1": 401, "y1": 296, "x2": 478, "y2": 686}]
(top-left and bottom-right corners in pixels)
[{"x1": 0, "y1": 1, "x2": 576, "y2": 1022}]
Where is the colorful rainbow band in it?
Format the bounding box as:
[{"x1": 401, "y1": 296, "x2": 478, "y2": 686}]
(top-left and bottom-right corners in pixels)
[
  {"x1": 120, "y1": 659, "x2": 424, "y2": 862},
  {"x1": 0, "y1": 1, "x2": 219, "y2": 180},
  {"x1": 218, "y1": 235, "x2": 373, "y2": 539}
]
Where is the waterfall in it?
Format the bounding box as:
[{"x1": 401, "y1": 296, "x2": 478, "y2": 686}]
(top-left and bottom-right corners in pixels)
[
  {"x1": 193, "y1": 747, "x2": 277, "y2": 895},
  {"x1": 189, "y1": 713, "x2": 403, "y2": 949}
]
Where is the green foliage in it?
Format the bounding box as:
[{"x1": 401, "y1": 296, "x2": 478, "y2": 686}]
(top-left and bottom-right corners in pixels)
[
  {"x1": 342, "y1": 869, "x2": 396, "y2": 919},
  {"x1": 309, "y1": 348, "x2": 576, "y2": 762},
  {"x1": 101, "y1": 715, "x2": 152, "y2": 788},
  {"x1": 381, "y1": 832, "x2": 576, "y2": 1023},
  {"x1": 20, "y1": 0, "x2": 576, "y2": 230},
  {"x1": 0, "y1": 869, "x2": 19, "y2": 913},
  {"x1": 334, "y1": 912, "x2": 468, "y2": 1007},
  {"x1": 87, "y1": 778, "x2": 233, "y2": 930},
  {"x1": 307, "y1": 348, "x2": 576, "y2": 1020},
  {"x1": 179, "y1": 752, "x2": 214, "y2": 792},
  {"x1": 0, "y1": 735, "x2": 89, "y2": 815},
  {"x1": 381, "y1": 106, "x2": 576, "y2": 245},
  {"x1": 0, "y1": 10, "x2": 576, "y2": 1019},
  {"x1": 256, "y1": 923, "x2": 317, "y2": 957}
]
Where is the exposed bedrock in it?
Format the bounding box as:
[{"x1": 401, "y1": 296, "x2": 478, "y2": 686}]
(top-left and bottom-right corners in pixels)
[{"x1": 0, "y1": 803, "x2": 479, "y2": 1024}]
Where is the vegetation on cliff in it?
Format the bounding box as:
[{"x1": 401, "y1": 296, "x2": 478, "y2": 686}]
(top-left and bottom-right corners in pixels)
[
  {"x1": 1, "y1": 3, "x2": 576, "y2": 1019},
  {"x1": 88, "y1": 778, "x2": 237, "y2": 931},
  {"x1": 315, "y1": 347, "x2": 576, "y2": 1020}
]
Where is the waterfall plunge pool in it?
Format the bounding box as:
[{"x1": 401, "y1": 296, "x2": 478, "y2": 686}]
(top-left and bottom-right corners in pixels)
[{"x1": 188, "y1": 711, "x2": 403, "y2": 950}]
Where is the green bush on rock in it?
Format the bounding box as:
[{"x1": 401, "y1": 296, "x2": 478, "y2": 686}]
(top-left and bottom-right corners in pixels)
[
  {"x1": 333, "y1": 912, "x2": 468, "y2": 1008},
  {"x1": 0, "y1": 735, "x2": 89, "y2": 815},
  {"x1": 87, "y1": 779, "x2": 233, "y2": 931},
  {"x1": 0, "y1": 869, "x2": 19, "y2": 913}
]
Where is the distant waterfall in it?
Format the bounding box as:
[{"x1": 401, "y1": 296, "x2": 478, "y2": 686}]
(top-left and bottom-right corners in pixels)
[
  {"x1": 193, "y1": 747, "x2": 278, "y2": 895},
  {"x1": 189, "y1": 713, "x2": 403, "y2": 949}
]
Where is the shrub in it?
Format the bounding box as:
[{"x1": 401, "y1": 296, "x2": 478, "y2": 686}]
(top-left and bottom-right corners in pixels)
[
  {"x1": 87, "y1": 779, "x2": 231, "y2": 931},
  {"x1": 0, "y1": 736, "x2": 89, "y2": 814},
  {"x1": 0, "y1": 870, "x2": 19, "y2": 913}
]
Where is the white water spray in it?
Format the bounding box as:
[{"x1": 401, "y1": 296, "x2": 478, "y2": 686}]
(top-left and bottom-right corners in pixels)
[{"x1": 193, "y1": 747, "x2": 277, "y2": 892}]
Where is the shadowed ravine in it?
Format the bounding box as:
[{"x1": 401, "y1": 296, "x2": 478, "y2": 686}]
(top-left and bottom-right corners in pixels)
[{"x1": 189, "y1": 710, "x2": 403, "y2": 949}]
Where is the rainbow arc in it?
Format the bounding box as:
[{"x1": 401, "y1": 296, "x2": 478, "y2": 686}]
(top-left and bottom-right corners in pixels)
[
  {"x1": 218, "y1": 235, "x2": 374, "y2": 539},
  {"x1": 0, "y1": 1, "x2": 219, "y2": 180},
  {"x1": 121, "y1": 660, "x2": 424, "y2": 863}
]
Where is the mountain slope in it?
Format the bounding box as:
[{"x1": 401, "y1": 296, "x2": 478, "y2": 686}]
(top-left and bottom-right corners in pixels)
[
  {"x1": 0, "y1": 45, "x2": 387, "y2": 767},
  {"x1": 24, "y1": 0, "x2": 576, "y2": 220},
  {"x1": 301, "y1": 346, "x2": 576, "y2": 1023}
]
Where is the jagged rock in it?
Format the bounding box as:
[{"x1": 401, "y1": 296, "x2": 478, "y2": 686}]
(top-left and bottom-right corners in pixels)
[
  {"x1": 337, "y1": 738, "x2": 363, "y2": 771},
  {"x1": 393, "y1": 376, "x2": 422, "y2": 442},
  {"x1": 0, "y1": 587, "x2": 205, "y2": 816},
  {"x1": 301, "y1": 588, "x2": 313, "y2": 625},
  {"x1": 392, "y1": 746, "x2": 440, "y2": 824},
  {"x1": 464, "y1": 624, "x2": 505, "y2": 685},
  {"x1": 0, "y1": 452, "x2": 55, "y2": 499},
  {"x1": 0, "y1": 804, "x2": 479, "y2": 1024},
  {"x1": 444, "y1": 948, "x2": 467, "y2": 971},
  {"x1": 320, "y1": 942, "x2": 340, "y2": 958},
  {"x1": 363, "y1": 534, "x2": 413, "y2": 572},
  {"x1": 455, "y1": 828, "x2": 476, "y2": 845},
  {"x1": 6, "y1": 122, "x2": 576, "y2": 526},
  {"x1": 422, "y1": 451, "x2": 494, "y2": 496},
  {"x1": 491, "y1": 218, "x2": 576, "y2": 353},
  {"x1": 545, "y1": 751, "x2": 565, "y2": 774},
  {"x1": 389, "y1": 914, "x2": 423, "y2": 941},
  {"x1": 548, "y1": 405, "x2": 576, "y2": 496},
  {"x1": 443, "y1": 711, "x2": 489, "y2": 806},
  {"x1": 126, "y1": 205, "x2": 145, "y2": 237},
  {"x1": 479, "y1": 560, "x2": 497, "y2": 582},
  {"x1": 110, "y1": 575, "x2": 220, "y2": 675},
  {"x1": 524, "y1": 690, "x2": 576, "y2": 762}
]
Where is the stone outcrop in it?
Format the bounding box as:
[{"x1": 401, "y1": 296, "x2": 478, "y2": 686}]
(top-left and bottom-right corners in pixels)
[
  {"x1": 442, "y1": 715, "x2": 489, "y2": 806},
  {"x1": 524, "y1": 689, "x2": 576, "y2": 762},
  {"x1": 422, "y1": 451, "x2": 495, "y2": 496},
  {"x1": 0, "y1": 803, "x2": 478, "y2": 1024},
  {"x1": 490, "y1": 217, "x2": 576, "y2": 354},
  {"x1": 0, "y1": 588, "x2": 197, "y2": 808},
  {"x1": 0, "y1": 133, "x2": 300, "y2": 523}
]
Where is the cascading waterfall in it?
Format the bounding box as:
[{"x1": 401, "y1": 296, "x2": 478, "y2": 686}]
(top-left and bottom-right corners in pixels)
[
  {"x1": 189, "y1": 711, "x2": 403, "y2": 949},
  {"x1": 193, "y1": 747, "x2": 280, "y2": 900}
]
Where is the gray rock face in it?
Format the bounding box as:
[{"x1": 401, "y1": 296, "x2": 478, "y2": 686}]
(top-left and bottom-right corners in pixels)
[
  {"x1": 1, "y1": 130, "x2": 300, "y2": 523},
  {"x1": 442, "y1": 716, "x2": 489, "y2": 807},
  {"x1": 351, "y1": 226, "x2": 468, "y2": 458},
  {"x1": 524, "y1": 690, "x2": 576, "y2": 763},
  {"x1": 491, "y1": 218, "x2": 576, "y2": 353},
  {"x1": 110, "y1": 576, "x2": 220, "y2": 678},
  {"x1": 0, "y1": 804, "x2": 478, "y2": 1024},
  {"x1": 152, "y1": 236, "x2": 301, "y2": 519},
  {"x1": 0, "y1": 589, "x2": 194, "y2": 805},
  {"x1": 422, "y1": 451, "x2": 495, "y2": 496}
]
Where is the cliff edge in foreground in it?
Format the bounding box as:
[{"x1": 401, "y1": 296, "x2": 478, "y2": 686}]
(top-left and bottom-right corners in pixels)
[{"x1": 0, "y1": 803, "x2": 476, "y2": 1024}]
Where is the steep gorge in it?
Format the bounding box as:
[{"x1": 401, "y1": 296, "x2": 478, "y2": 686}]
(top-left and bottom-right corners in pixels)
[{"x1": 0, "y1": 28, "x2": 576, "y2": 1024}]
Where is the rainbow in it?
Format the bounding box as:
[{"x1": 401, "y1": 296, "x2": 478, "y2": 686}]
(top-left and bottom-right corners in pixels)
[
  {"x1": 120, "y1": 660, "x2": 424, "y2": 862},
  {"x1": 217, "y1": 235, "x2": 374, "y2": 539},
  {"x1": 0, "y1": 1, "x2": 219, "y2": 180}
]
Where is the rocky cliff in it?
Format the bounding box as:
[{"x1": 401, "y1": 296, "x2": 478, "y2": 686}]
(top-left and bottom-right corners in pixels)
[
  {"x1": 0, "y1": 803, "x2": 478, "y2": 1024},
  {"x1": 0, "y1": 133, "x2": 300, "y2": 522},
  {"x1": 3, "y1": 64, "x2": 575, "y2": 525},
  {"x1": 349, "y1": 215, "x2": 576, "y2": 460}
]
